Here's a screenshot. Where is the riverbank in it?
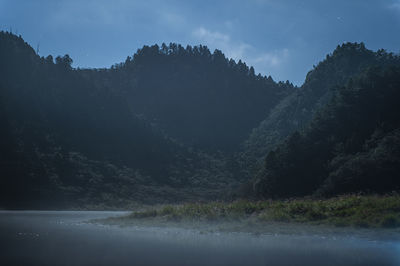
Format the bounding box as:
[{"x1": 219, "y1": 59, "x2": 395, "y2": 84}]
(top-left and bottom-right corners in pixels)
[{"x1": 96, "y1": 194, "x2": 400, "y2": 232}]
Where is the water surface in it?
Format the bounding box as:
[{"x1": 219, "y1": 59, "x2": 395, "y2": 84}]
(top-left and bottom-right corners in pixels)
[{"x1": 0, "y1": 211, "x2": 399, "y2": 265}]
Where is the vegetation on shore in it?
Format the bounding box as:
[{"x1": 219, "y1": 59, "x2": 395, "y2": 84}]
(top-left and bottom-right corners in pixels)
[
  {"x1": 111, "y1": 194, "x2": 400, "y2": 229},
  {"x1": 2, "y1": 32, "x2": 400, "y2": 209}
]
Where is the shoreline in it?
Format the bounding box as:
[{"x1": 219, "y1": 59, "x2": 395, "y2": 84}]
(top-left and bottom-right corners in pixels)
[{"x1": 91, "y1": 194, "x2": 400, "y2": 239}]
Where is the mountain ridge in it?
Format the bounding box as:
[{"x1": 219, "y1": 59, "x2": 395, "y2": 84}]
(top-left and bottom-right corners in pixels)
[{"x1": 1, "y1": 31, "x2": 399, "y2": 208}]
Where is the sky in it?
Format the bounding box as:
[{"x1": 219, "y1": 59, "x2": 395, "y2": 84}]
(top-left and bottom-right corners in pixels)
[{"x1": 1, "y1": 0, "x2": 400, "y2": 85}]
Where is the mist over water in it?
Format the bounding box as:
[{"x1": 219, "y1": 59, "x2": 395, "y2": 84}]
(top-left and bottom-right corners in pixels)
[
  {"x1": 1, "y1": 211, "x2": 399, "y2": 266},
  {"x1": 1, "y1": 1, "x2": 400, "y2": 265}
]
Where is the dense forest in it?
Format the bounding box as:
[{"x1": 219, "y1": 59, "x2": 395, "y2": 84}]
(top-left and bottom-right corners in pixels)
[
  {"x1": 0, "y1": 32, "x2": 241, "y2": 208},
  {"x1": 80, "y1": 43, "x2": 293, "y2": 152},
  {"x1": 0, "y1": 31, "x2": 399, "y2": 208},
  {"x1": 240, "y1": 43, "x2": 400, "y2": 178},
  {"x1": 250, "y1": 66, "x2": 400, "y2": 198}
]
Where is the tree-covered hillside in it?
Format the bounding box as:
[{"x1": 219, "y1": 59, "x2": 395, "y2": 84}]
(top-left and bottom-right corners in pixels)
[
  {"x1": 80, "y1": 44, "x2": 293, "y2": 152},
  {"x1": 240, "y1": 43, "x2": 400, "y2": 177},
  {"x1": 1, "y1": 31, "x2": 399, "y2": 208},
  {"x1": 251, "y1": 66, "x2": 400, "y2": 198},
  {"x1": 0, "y1": 32, "x2": 240, "y2": 208}
]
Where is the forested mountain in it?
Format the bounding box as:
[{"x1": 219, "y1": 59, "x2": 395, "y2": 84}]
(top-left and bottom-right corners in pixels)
[
  {"x1": 0, "y1": 32, "x2": 239, "y2": 208},
  {"x1": 80, "y1": 44, "x2": 293, "y2": 152},
  {"x1": 1, "y1": 31, "x2": 399, "y2": 208},
  {"x1": 240, "y1": 43, "x2": 400, "y2": 177},
  {"x1": 0, "y1": 32, "x2": 170, "y2": 207},
  {"x1": 251, "y1": 66, "x2": 400, "y2": 198}
]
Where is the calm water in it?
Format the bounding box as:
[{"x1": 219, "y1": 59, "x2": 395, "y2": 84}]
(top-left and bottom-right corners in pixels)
[{"x1": 0, "y1": 211, "x2": 399, "y2": 266}]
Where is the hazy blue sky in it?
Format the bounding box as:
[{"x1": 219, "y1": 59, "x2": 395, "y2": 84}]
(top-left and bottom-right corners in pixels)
[{"x1": 1, "y1": 0, "x2": 400, "y2": 84}]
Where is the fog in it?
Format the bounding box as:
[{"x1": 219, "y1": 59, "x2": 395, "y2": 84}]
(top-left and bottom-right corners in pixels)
[
  {"x1": 1, "y1": 211, "x2": 399, "y2": 266},
  {"x1": 1, "y1": 2, "x2": 400, "y2": 265}
]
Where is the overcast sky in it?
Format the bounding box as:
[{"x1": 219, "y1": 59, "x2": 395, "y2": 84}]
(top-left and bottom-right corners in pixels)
[{"x1": 1, "y1": 0, "x2": 400, "y2": 85}]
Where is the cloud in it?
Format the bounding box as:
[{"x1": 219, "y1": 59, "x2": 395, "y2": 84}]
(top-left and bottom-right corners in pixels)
[
  {"x1": 193, "y1": 27, "x2": 231, "y2": 45},
  {"x1": 389, "y1": 0, "x2": 400, "y2": 10},
  {"x1": 250, "y1": 48, "x2": 289, "y2": 67},
  {"x1": 192, "y1": 26, "x2": 289, "y2": 74},
  {"x1": 192, "y1": 27, "x2": 251, "y2": 60}
]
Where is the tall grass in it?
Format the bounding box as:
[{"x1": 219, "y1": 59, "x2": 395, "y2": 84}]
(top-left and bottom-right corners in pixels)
[{"x1": 124, "y1": 194, "x2": 400, "y2": 228}]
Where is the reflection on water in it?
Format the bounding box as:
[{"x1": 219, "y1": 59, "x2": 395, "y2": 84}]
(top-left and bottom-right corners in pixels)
[{"x1": 0, "y1": 211, "x2": 399, "y2": 266}]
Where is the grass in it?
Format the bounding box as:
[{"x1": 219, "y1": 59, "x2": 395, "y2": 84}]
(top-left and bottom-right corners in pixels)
[{"x1": 118, "y1": 194, "x2": 400, "y2": 229}]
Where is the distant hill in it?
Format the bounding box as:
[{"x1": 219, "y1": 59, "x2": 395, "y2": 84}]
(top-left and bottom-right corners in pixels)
[
  {"x1": 80, "y1": 44, "x2": 293, "y2": 152},
  {"x1": 1, "y1": 31, "x2": 399, "y2": 208},
  {"x1": 248, "y1": 60, "x2": 400, "y2": 198},
  {"x1": 0, "y1": 32, "x2": 240, "y2": 208},
  {"x1": 240, "y1": 43, "x2": 400, "y2": 178}
]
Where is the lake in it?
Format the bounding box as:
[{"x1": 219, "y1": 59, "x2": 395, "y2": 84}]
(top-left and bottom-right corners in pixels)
[{"x1": 0, "y1": 211, "x2": 399, "y2": 265}]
